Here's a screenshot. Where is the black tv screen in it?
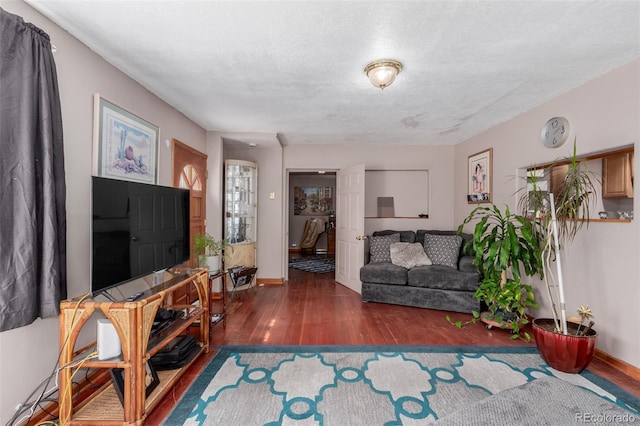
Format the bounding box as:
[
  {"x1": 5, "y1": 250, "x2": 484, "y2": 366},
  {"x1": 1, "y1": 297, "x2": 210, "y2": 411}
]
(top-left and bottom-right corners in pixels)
[{"x1": 91, "y1": 176, "x2": 190, "y2": 296}]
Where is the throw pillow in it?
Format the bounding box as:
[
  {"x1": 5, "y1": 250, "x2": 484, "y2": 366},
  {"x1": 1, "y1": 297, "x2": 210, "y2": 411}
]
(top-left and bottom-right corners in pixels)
[
  {"x1": 390, "y1": 242, "x2": 432, "y2": 269},
  {"x1": 369, "y1": 233, "x2": 400, "y2": 263},
  {"x1": 423, "y1": 234, "x2": 462, "y2": 269}
]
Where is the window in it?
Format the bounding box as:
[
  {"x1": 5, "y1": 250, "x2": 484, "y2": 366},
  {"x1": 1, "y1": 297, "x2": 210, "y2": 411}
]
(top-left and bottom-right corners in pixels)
[{"x1": 179, "y1": 164, "x2": 202, "y2": 191}]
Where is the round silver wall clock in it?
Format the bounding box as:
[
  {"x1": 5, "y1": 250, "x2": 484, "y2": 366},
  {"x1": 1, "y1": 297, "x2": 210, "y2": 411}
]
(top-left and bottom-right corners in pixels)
[{"x1": 541, "y1": 117, "x2": 570, "y2": 148}]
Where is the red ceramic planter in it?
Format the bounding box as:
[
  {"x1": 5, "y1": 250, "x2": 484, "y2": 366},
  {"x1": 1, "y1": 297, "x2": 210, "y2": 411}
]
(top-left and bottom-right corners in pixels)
[{"x1": 532, "y1": 318, "x2": 597, "y2": 374}]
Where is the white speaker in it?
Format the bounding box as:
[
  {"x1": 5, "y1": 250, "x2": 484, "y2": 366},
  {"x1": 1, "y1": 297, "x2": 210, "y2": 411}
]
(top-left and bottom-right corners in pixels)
[{"x1": 97, "y1": 319, "x2": 122, "y2": 360}]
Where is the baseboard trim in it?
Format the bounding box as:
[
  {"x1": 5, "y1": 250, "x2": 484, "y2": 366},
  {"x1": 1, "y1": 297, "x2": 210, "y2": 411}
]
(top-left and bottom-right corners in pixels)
[
  {"x1": 594, "y1": 348, "x2": 640, "y2": 381},
  {"x1": 289, "y1": 248, "x2": 301, "y2": 254},
  {"x1": 257, "y1": 278, "x2": 284, "y2": 285}
]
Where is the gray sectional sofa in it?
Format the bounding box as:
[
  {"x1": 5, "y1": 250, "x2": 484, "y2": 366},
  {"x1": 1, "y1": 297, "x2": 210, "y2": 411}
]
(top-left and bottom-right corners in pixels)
[{"x1": 360, "y1": 229, "x2": 480, "y2": 313}]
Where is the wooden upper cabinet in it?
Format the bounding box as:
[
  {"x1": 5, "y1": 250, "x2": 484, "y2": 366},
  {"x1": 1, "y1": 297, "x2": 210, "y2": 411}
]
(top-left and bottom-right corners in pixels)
[
  {"x1": 603, "y1": 152, "x2": 634, "y2": 198},
  {"x1": 549, "y1": 164, "x2": 569, "y2": 197}
]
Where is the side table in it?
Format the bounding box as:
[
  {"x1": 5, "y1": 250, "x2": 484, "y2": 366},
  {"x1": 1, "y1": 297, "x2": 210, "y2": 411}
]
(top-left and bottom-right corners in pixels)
[{"x1": 327, "y1": 227, "x2": 336, "y2": 256}]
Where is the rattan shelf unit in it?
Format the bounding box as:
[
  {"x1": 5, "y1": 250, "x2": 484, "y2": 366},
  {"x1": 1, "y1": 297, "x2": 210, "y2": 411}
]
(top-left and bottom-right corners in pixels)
[{"x1": 58, "y1": 267, "x2": 209, "y2": 425}]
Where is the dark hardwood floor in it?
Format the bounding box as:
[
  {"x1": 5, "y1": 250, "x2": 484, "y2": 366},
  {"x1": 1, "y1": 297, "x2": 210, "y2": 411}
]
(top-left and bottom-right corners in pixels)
[{"x1": 146, "y1": 266, "x2": 640, "y2": 424}]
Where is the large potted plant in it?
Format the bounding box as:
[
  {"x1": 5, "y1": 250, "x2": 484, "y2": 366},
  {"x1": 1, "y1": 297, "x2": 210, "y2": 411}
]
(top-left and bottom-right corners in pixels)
[
  {"x1": 193, "y1": 232, "x2": 227, "y2": 274},
  {"x1": 455, "y1": 204, "x2": 544, "y2": 340},
  {"x1": 518, "y1": 141, "x2": 598, "y2": 373}
]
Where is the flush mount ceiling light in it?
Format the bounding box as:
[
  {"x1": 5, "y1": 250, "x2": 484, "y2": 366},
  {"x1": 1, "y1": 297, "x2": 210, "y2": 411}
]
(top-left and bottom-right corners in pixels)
[{"x1": 364, "y1": 59, "x2": 402, "y2": 90}]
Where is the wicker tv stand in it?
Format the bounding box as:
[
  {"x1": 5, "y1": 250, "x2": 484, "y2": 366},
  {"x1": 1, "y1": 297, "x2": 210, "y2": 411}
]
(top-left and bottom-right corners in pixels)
[{"x1": 58, "y1": 267, "x2": 209, "y2": 425}]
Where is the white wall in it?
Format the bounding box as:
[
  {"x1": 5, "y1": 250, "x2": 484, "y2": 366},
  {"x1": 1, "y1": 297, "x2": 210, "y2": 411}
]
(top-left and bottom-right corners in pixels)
[
  {"x1": 224, "y1": 145, "x2": 285, "y2": 281},
  {"x1": 365, "y1": 170, "x2": 429, "y2": 217},
  {"x1": 0, "y1": 2, "x2": 207, "y2": 423},
  {"x1": 455, "y1": 59, "x2": 640, "y2": 369},
  {"x1": 205, "y1": 133, "x2": 224, "y2": 242}
]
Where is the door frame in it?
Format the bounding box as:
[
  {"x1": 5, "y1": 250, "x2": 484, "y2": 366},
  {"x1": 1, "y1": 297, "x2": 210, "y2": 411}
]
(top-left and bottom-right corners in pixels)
[
  {"x1": 284, "y1": 168, "x2": 338, "y2": 283},
  {"x1": 172, "y1": 139, "x2": 207, "y2": 266}
]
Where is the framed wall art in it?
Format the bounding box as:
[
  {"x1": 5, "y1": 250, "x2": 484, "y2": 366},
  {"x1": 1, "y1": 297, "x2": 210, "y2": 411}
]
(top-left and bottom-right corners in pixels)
[
  {"x1": 93, "y1": 94, "x2": 159, "y2": 184},
  {"x1": 294, "y1": 186, "x2": 333, "y2": 216},
  {"x1": 467, "y1": 148, "x2": 492, "y2": 203}
]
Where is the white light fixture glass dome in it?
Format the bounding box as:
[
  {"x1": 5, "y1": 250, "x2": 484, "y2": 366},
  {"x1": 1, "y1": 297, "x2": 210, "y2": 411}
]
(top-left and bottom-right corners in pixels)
[{"x1": 364, "y1": 59, "x2": 402, "y2": 90}]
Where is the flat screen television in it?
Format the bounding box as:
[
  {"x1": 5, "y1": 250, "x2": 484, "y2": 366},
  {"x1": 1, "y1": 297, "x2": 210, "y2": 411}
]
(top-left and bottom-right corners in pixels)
[{"x1": 91, "y1": 176, "x2": 190, "y2": 296}]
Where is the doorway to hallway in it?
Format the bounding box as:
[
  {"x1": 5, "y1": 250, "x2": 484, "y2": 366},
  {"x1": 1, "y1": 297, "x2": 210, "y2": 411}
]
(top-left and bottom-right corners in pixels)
[{"x1": 286, "y1": 170, "x2": 337, "y2": 280}]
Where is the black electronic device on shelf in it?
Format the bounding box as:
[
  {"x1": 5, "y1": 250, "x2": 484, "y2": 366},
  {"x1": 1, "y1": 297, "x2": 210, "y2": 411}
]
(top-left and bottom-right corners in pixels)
[
  {"x1": 151, "y1": 308, "x2": 183, "y2": 337},
  {"x1": 149, "y1": 334, "x2": 200, "y2": 371}
]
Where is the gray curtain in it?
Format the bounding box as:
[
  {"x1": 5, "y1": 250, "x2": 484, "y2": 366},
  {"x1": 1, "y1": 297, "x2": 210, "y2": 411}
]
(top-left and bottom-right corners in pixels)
[{"x1": 0, "y1": 8, "x2": 67, "y2": 331}]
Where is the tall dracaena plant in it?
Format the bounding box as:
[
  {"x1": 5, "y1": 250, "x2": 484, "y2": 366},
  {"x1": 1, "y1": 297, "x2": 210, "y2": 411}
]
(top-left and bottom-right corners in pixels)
[
  {"x1": 518, "y1": 140, "x2": 597, "y2": 335},
  {"x1": 554, "y1": 142, "x2": 596, "y2": 243},
  {"x1": 458, "y1": 204, "x2": 544, "y2": 286},
  {"x1": 521, "y1": 142, "x2": 596, "y2": 246},
  {"x1": 456, "y1": 204, "x2": 543, "y2": 341}
]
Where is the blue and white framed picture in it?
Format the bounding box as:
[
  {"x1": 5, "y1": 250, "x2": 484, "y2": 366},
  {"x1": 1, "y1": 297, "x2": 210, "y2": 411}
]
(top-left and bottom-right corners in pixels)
[{"x1": 93, "y1": 94, "x2": 159, "y2": 184}]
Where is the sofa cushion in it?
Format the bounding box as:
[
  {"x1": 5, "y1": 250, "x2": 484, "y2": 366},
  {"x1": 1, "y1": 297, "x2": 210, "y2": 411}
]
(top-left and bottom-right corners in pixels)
[
  {"x1": 360, "y1": 262, "x2": 408, "y2": 285},
  {"x1": 362, "y1": 282, "x2": 480, "y2": 313},
  {"x1": 423, "y1": 234, "x2": 463, "y2": 269},
  {"x1": 407, "y1": 265, "x2": 480, "y2": 292},
  {"x1": 417, "y1": 230, "x2": 474, "y2": 257},
  {"x1": 390, "y1": 242, "x2": 432, "y2": 269},
  {"x1": 369, "y1": 233, "x2": 400, "y2": 263},
  {"x1": 458, "y1": 256, "x2": 477, "y2": 274},
  {"x1": 372, "y1": 230, "x2": 416, "y2": 243}
]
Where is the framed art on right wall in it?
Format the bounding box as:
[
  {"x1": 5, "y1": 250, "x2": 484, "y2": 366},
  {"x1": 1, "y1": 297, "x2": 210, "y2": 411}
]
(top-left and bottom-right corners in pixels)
[{"x1": 467, "y1": 148, "x2": 492, "y2": 203}]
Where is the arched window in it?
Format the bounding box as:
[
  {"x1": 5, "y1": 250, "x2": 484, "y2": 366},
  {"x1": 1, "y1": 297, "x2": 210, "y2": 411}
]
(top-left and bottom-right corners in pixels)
[{"x1": 179, "y1": 164, "x2": 202, "y2": 191}]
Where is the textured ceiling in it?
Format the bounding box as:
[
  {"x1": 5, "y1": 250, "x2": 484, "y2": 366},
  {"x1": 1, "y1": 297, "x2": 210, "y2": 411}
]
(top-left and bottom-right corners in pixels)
[{"x1": 25, "y1": 1, "x2": 640, "y2": 148}]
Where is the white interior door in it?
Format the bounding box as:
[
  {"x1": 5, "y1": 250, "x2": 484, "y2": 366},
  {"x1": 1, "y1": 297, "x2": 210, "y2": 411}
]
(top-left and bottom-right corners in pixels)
[{"x1": 335, "y1": 164, "x2": 365, "y2": 293}]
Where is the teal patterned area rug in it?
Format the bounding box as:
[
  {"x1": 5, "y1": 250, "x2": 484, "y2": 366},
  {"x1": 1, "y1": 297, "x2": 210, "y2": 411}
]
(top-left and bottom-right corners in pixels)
[
  {"x1": 165, "y1": 346, "x2": 640, "y2": 425},
  {"x1": 288, "y1": 257, "x2": 335, "y2": 273}
]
